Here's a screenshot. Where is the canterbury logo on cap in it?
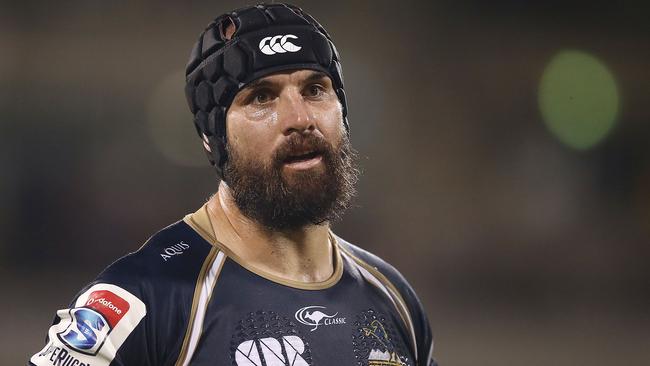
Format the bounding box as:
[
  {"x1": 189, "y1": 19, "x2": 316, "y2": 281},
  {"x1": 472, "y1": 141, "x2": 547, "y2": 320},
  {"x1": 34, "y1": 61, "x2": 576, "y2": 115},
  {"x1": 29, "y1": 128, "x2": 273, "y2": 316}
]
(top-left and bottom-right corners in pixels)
[{"x1": 259, "y1": 34, "x2": 302, "y2": 55}]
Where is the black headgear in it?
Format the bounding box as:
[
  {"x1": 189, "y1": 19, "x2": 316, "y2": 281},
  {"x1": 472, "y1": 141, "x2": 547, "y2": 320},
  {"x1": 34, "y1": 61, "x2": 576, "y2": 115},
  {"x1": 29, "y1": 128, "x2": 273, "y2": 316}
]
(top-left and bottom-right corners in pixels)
[{"x1": 184, "y1": 3, "x2": 349, "y2": 179}]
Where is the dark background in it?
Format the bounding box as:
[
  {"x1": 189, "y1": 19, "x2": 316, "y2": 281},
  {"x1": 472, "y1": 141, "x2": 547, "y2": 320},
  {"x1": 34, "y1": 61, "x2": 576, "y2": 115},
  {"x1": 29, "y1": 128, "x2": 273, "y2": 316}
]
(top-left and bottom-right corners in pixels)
[{"x1": 2, "y1": 1, "x2": 649, "y2": 364}]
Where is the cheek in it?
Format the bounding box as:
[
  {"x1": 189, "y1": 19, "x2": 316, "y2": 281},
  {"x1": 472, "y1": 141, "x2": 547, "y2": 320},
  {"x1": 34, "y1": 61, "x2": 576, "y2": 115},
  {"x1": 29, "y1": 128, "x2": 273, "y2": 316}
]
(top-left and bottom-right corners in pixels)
[
  {"x1": 250, "y1": 108, "x2": 278, "y2": 125},
  {"x1": 226, "y1": 110, "x2": 276, "y2": 160},
  {"x1": 316, "y1": 102, "x2": 345, "y2": 142},
  {"x1": 227, "y1": 108, "x2": 278, "y2": 142}
]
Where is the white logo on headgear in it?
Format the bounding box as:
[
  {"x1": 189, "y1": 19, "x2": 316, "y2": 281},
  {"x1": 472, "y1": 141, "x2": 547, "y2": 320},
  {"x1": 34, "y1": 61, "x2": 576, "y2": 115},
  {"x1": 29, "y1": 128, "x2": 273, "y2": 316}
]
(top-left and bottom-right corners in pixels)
[
  {"x1": 259, "y1": 34, "x2": 302, "y2": 55},
  {"x1": 295, "y1": 305, "x2": 346, "y2": 332}
]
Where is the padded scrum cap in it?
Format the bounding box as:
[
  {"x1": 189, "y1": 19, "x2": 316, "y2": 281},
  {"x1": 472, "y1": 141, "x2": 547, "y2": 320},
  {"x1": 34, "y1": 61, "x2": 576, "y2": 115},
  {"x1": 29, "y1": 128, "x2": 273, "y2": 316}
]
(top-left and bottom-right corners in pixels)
[{"x1": 185, "y1": 3, "x2": 349, "y2": 179}]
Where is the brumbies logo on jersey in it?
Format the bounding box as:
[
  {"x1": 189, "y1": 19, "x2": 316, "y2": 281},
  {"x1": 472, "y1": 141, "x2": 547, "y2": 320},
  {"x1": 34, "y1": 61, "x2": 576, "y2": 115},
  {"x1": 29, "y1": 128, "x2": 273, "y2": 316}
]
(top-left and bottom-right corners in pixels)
[
  {"x1": 352, "y1": 309, "x2": 411, "y2": 366},
  {"x1": 57, "y1": 289, "x2": 130, "y2": 355}
]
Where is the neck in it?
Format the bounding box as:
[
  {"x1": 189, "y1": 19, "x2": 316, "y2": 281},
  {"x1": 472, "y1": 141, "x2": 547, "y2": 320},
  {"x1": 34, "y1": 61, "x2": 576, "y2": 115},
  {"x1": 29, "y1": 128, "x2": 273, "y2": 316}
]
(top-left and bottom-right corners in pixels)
[{"x1": 205, "y1": 181, "x2": 335, "y2": 283}]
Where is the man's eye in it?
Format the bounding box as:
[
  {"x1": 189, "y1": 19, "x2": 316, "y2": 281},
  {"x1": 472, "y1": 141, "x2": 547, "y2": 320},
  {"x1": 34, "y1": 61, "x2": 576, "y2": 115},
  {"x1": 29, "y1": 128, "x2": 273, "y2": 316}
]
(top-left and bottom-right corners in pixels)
[
  {"x1": 244, "y1": 89, "x2": 274, "y2": 105},
  {"x1": 306, "y1": 84, "x2": 325, "y2": 98},
  {"x1": 253, "y1": 92, "x2": 271, "y2": 104}
]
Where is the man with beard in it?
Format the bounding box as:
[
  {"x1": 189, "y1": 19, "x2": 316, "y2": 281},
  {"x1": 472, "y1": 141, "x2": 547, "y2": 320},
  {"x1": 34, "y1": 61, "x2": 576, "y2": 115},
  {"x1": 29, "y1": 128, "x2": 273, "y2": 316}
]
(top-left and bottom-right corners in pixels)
[{"x1": 29, "y1": 3, "x2": 437, "y2": 366}]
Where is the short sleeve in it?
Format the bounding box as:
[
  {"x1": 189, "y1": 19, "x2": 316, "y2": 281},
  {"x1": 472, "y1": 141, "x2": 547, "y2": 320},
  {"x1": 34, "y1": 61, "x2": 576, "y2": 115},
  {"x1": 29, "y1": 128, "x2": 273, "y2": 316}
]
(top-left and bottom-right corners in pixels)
[{"x1": 29, "y1": 283, "x2": 147, "y2": 366}]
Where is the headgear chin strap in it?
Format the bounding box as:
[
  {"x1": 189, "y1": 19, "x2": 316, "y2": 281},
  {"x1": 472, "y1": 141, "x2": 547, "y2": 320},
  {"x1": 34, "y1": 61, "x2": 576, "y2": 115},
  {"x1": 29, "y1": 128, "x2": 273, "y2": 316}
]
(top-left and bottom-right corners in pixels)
[{"x1": 184, "y1": 3, "x2": 349, "y2": 179}]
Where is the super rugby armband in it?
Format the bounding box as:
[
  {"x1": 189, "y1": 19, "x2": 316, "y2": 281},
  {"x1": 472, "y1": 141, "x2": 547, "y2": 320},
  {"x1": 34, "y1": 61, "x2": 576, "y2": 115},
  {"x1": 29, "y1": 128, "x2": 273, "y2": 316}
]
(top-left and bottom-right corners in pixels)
[{"x1": 30, "y1": 284, "x2": 146, "y2": 366}]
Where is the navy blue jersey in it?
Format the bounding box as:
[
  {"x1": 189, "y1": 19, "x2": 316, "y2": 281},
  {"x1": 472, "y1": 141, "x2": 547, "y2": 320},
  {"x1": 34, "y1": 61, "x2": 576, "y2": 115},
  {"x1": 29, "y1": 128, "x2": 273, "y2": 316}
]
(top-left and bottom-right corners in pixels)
[{"x1": 30, "y1": 205, "x2": 437, "y2": 366}]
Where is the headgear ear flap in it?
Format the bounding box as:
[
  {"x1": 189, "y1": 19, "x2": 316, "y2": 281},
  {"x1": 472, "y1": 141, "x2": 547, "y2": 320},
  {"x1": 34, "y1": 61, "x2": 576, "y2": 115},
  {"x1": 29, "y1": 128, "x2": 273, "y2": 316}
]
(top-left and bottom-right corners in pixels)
[{"x1": 184, "y1": 3, "x2": 349, "y2": 180}]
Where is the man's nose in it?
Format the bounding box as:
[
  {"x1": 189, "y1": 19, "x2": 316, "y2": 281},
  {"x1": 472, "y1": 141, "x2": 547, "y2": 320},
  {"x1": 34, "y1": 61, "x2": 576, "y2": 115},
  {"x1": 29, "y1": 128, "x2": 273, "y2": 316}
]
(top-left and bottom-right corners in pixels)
[{"x1": 278, "y1": 89, "x2": 315, "y2": 136}]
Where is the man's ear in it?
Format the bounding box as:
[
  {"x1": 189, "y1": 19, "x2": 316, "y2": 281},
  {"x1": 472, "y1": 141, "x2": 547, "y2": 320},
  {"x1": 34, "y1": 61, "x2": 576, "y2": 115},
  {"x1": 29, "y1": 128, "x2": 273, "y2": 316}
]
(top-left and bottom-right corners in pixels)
[{"x1": 219, "y1": 16, "x2": 236, "y2": 40}]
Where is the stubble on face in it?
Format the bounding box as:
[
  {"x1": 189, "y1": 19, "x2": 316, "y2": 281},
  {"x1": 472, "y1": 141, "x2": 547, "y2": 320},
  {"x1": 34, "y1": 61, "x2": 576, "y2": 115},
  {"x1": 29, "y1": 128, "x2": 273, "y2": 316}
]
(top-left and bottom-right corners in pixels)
[{"x1": 222, "y1": 132, "x2": 359, "y2": 232}]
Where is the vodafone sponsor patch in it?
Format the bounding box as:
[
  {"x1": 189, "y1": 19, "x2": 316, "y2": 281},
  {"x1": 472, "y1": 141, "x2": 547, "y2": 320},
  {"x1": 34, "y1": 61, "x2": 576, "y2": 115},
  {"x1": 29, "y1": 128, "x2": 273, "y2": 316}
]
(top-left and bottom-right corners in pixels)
[
  {"x1": 30, "y1": 283, "x2": 146, "y2": 366},
  {"x1": 84, "y1": 289, "x2": 130, "y2": 327}
]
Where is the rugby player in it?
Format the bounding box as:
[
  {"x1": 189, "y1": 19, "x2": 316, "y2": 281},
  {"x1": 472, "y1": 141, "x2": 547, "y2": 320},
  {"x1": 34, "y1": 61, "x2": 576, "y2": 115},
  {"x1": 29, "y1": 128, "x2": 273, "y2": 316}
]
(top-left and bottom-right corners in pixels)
[{"x1": 29, "y1": 3, "x2": 437, "y2": 365}]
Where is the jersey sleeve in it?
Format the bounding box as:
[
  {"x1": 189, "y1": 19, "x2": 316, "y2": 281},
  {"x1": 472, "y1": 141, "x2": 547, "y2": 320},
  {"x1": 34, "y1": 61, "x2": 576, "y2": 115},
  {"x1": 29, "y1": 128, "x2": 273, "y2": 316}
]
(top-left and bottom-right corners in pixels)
[
  {"x1": 29, "y1": 218, "x2": 218, "y2": 366},
  {"x1": 377, "y1": 261, "x2": 438, "y2": 366},
  {"x1": 28, "y1": 282, "x2": 148, "y2": 366},
  {"x1": 337, "y1": 238, "x2": 439, "y2": 366},
  {"x1": 394, "y1": 275, "x2": 437, "y2": 366}
]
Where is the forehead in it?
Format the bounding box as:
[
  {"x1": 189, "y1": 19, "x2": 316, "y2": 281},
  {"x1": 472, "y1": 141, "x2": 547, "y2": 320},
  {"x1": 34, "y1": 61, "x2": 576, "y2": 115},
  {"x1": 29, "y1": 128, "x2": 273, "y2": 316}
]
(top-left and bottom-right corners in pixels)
[{"x1": 242, "y1": 69, "x2": 331, "y2": 90}]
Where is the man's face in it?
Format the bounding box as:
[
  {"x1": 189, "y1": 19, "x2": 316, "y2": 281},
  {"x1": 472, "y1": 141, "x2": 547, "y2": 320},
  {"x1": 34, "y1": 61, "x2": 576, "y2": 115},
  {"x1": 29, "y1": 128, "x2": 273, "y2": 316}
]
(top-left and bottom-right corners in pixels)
[{"x1": 222, "y1": 69, "x2": 358, "y2": 231}]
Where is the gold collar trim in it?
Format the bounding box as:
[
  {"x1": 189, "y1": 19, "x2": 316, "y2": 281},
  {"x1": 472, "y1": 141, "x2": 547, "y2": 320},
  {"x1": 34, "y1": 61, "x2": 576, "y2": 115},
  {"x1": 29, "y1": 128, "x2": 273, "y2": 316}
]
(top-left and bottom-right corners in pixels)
[{"x1": 183, "y1": 203, "x2": 343, "y2": 291}]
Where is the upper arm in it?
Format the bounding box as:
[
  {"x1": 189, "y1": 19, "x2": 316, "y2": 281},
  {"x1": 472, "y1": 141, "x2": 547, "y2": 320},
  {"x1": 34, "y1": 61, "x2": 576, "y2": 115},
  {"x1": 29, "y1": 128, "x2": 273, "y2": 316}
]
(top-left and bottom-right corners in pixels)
[
  {"x1": 29, "y1": 283, "x2": 148, "y2": 366},
  {"x1": 382, "y1": 266, "x2": 435, "y2": 365},
  {"x1": 341, "y1": 241, "x2": 438, "y2": 365}
]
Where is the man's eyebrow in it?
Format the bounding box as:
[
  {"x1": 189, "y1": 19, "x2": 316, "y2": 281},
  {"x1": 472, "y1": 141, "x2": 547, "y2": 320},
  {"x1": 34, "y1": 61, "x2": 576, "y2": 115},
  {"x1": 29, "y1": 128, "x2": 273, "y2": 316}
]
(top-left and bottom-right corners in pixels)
[
  {"x1": 302, "y1": 71, "x2": 329, "y2": 84},
  {"x1": 243, "y1": 71, "x2": 330, "y2": 92},
  {"x1": 242, "y1": 78, "x2": 274, "y2": 92}
]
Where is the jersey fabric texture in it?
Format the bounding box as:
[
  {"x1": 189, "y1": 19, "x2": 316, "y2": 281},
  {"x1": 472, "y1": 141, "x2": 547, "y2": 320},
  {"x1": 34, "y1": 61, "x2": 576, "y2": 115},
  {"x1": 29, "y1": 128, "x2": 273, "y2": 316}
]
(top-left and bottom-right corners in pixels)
[{"x1": 30, "y1": 204, "x2": 437, "y2": 366}]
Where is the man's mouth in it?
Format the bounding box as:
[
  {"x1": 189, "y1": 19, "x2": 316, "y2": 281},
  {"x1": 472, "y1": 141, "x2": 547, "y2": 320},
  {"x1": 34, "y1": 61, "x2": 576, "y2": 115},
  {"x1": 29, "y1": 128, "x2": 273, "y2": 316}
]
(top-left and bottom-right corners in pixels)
[
  {"x1": 283, "y1": 150, "x2": 323, "y2": 170},
  {"x1": 284, "y1": 151, "x2": 321, "y2": 164}
]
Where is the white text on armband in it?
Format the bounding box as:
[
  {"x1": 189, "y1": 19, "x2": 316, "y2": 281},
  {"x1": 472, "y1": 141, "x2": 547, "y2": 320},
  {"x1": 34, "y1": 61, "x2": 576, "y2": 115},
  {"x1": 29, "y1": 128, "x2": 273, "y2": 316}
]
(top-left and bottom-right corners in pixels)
[{"x1": 38, "y1": 343, "x2": 92, "y2": 366}]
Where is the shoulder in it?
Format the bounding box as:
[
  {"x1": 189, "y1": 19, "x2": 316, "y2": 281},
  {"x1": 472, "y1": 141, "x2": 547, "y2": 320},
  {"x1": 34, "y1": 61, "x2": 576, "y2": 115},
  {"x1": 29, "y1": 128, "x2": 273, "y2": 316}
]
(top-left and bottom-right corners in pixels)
[
  {"x1": 335, "y1": 234, "x2": 414, "y2": 297},
  {"x1": 29, "y1": 217, "x2": 215, "y2": 366},
  {"x1": 334, "y1": 234, "x2": 436, "y2": 365},
  {"x1": 96, "y1": 218, "x2": 214, "y2": 289}
]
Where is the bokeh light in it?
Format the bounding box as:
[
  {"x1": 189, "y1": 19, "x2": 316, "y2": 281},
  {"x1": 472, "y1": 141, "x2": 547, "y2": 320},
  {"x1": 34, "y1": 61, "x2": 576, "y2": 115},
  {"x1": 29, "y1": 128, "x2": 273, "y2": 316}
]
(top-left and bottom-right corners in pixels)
[
  {"x1": 538, "y1": 50, "x2": 620, "y2": 150},
  {"x1": 147, "y1": 70, "x2": 205, "y2": 167}
]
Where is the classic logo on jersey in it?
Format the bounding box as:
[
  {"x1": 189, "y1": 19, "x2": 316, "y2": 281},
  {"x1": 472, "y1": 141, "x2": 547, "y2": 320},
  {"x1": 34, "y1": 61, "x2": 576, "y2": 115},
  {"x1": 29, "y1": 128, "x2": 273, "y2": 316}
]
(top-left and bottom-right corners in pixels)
[
  {"x1": 294, "y1": 305, "x2": 346, "y2": 331},
  {"x1": 160, "y1": 241, "x2": 190, "y2": 261},
  {"x1": 259, "y1": 34, "x2": 302, "y2": 55},
  {"x1": 57, "y1": 289, "x2": 129, "y2": 355},
  {"x1": 236, "y1": 336, "x2": 308, "y2": 366},
  {"x1": 352, "y1": 309, "x2": 411, "y2": 366}
]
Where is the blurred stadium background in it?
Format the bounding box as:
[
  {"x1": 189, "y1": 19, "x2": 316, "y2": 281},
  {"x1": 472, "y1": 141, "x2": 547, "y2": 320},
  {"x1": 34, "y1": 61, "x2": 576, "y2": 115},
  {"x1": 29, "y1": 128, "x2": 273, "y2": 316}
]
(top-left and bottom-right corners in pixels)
[{"x1": 2, "y1": 0, "x2": 649, "y2": 364}]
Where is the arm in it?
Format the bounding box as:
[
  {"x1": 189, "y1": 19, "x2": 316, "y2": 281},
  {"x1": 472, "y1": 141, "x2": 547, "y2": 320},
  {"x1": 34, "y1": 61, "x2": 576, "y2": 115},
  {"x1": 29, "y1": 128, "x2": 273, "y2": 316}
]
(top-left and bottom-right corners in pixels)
[
  {"x1": 29, "y1": 282, "x2": 148, "y2": 366},
  {"x1": 336, "y1": 238, "x2": 439, "y2": 365}
]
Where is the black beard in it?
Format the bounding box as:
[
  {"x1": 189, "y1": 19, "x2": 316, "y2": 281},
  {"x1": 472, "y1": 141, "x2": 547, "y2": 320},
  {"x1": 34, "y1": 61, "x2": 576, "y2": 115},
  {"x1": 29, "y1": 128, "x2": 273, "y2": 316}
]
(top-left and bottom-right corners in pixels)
[{"x1": 222, "y1": 133, "x2": 359, "y2": 231}]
